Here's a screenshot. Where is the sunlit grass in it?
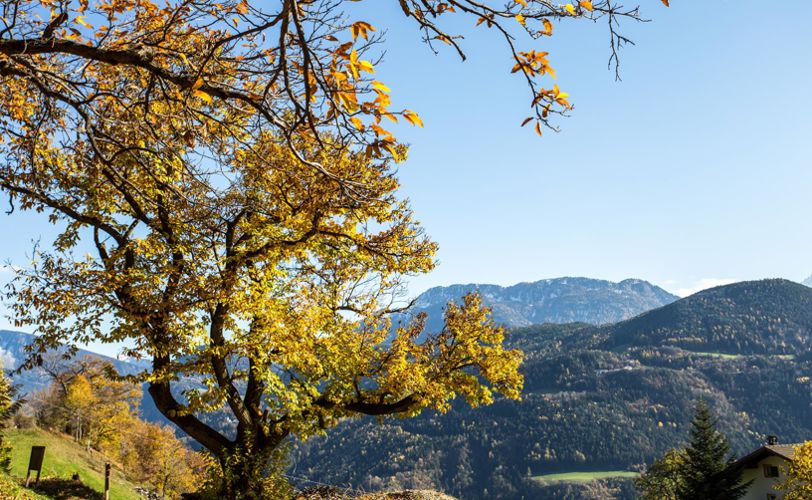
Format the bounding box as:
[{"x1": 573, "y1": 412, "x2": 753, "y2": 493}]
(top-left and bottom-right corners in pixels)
[
  {"x1": 532, "y1": 470, "x2": 639, "y2": 484},
  {"x1": 6, "y1": 428, "x2": 140, "y2": 500}
]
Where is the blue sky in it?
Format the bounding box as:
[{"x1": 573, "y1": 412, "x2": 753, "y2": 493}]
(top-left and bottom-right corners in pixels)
[
  {"x1": 1, "y1": 1, "x2": 811, "y2": 344},
  {"x1": 368, "y1": 0, "x2": 812, "y2": 296}
]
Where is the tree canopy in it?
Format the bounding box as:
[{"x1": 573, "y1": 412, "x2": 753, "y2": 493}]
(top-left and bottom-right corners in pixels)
[
  {"x1": 776, "y1": 442, "x2": 812, "y2": 500},
  {"x1": 0, "y1": 0, "x2": 663, "y2": 496},
  {"x1": 635, "y1": 448, "x2": 686, "y2": 500}
]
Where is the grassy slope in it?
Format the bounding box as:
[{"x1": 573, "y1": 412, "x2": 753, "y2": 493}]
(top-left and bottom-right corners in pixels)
[
  {"x1": 6, "y1": 428, "x2": 140, "y2": 500},
  {"x1": 532, "y1": 470, "x2": 640, "y2": 484},
  {"x1": 0, "y1": 471, "x2": 51, "y2": 499}
]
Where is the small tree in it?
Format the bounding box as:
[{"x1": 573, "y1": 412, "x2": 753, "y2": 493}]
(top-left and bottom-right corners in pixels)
[
  {"x1": 0, "y1": 364, "x2": 16, "y2": 472},
  {"x1": 33, "y1": 357, "x2": 141, "y2": 453},
  {"x1": 635, "y1": 448, "x2": 687, "y2": 500},
  {"x1": 776, "y1": 441, "x2": 812, "y2": 500},
  {"x1": 121, "y1": 420, "x2": 213, "y2": 499},
  {"x1": 677, "y1": 400, "x2": 749, "y2": 500},
  {"x1": 63, "y1": 375, "x2": 97, "y2": 444}
]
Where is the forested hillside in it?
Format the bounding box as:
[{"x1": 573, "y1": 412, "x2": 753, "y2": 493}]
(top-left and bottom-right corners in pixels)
[
  {"x1": 598, "y1": 279, "x2": 812, "y2": 353},
  {"x1": 292, "y1": 280, "x2": 812, "y2": 499}
]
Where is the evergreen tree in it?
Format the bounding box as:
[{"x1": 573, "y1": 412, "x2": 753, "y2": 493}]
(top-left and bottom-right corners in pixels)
[{"x1": 677, "y1": 400, "x2": 750, "y2": 500}]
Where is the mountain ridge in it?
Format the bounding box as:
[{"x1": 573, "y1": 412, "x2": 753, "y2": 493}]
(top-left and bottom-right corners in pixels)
[{"x1": 406, "y1": 277, "x2": 678, "y2": 332}]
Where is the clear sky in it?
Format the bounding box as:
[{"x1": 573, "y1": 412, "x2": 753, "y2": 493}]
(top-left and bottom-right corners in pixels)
[{"x1": 1, "y1": 1, "x2": 811, "y2": 348}]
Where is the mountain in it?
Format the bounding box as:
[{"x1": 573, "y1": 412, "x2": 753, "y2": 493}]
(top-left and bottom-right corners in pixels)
[
  {"x1": 292, "y1": 280, "x2": 812, "y2": 499},
  {"x1": 0, "y1": 330, "x2": 147, "y2": 394},
  {"x1": 802, "y1": 275, "x2": 812, "y2": 287},
  {"x1": 0, "y1": 330, "x2": 174, "y2": 426},
  {"x1": 404, "y1": 277, "x2": 678, "y2": 332},
  {"x1": 597, "y1": 279, "x2": 812, "y2": 354}
]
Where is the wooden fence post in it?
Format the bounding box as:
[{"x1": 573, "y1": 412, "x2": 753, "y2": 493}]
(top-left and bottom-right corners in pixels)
[{"x1": 104, "y1": 462, "x2": 111, "y2": 500}]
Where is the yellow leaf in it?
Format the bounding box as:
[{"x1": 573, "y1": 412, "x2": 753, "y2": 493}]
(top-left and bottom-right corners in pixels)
[
  {"x1": 371, "y1": 81, "x2": 391, "y2": 93},
  {"x1": 402, "y1": 110, "x2": 424, "y2": 128},
  {"x1": 75, "y1": 16, "x2": 92, "y2": 29},
  {"x1": 193, "y1": 89, "x2": 213, "y2": 103},
  {"x1": 350, "y1": 117, "x2": 365, "y2": 130},
  {"x1": 515, "y1": 0, "x2": 528, "y2": 6},
  {"x1": 579, "y1": 1, "x2": 593, "y2": 11},
  {"x1": 564, "y1": 4, "x2": 576, "y2": 15},
  {"x1": 357, "y1": 60, "x2": 375, "y2": 73},
  {"x1": 191, "y1": 77, "x2": 204, "y2": 91},
  {"x1": 515, "y1": 14, "x2": 526, "y2": 26},
  {"x1": 383, "y1": 143, "x2": 401, "y2": 161}
]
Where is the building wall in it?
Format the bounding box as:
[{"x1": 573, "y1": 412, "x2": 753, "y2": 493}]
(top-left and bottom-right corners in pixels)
[{"x1": 740, "y1": 455, "x2": 789, "y2": 500}]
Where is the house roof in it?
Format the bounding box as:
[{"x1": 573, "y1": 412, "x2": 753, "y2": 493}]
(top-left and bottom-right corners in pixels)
[{"x1": 733, "y1": 444, "x2": 802, "y2": 469}]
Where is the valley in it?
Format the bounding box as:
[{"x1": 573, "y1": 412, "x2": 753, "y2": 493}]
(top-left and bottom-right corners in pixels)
[{"x1": 3, "y1": 278, "x2": 812, "y2": 499}]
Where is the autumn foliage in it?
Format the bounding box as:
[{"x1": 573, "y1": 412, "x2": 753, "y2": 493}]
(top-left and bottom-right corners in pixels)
[
  {"x1": 777, "y1": 442, "x2": 812, "y2": 500},
  {"x1": 0, "y1": 0, "x2": 665, "y2": 496},
  {"x1": 29, "y1": 356, "x2": 209, "y2": 498}
]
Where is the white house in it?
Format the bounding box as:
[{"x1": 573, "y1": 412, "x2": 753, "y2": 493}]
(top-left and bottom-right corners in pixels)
[{"x1": 733, "y1": 436, "x2": 800, "y2": 500}]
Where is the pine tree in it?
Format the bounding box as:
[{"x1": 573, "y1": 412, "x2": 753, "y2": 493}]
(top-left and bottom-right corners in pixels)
[{"x1": 677, "y1": 400, "x2": 750, "y2": 500}]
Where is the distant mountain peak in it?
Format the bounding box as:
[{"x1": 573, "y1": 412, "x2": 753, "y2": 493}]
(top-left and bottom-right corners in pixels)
[{"x1": 408, "y1": 277, "x2": 678, "y2": 331}]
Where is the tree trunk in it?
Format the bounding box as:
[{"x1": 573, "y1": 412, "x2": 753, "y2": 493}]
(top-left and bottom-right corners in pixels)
[{"x1": 216, "y1": 432, "x2": 290, "y2": 500}]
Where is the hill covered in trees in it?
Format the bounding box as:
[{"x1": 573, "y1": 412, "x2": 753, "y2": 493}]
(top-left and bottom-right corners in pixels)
[
  {"x1": 596, "y1": 279, "x2": 812, "y2": 353},
  {"x1": 292, "y1": 280, "x2": 812, "y2": 499}
]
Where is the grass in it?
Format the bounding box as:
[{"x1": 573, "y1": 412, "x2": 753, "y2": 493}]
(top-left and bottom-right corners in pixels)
[
  {"x1": 689, "y1": 351, "x2": 795, "y2": 360},
  {"x1": 691, "y1": 351, "x2": 741, "y2": 360},
  {"x1": 6, "y1": 428, "x2": 141, "y2": 500},
  {"x1": 0, "y1": 471, "x2": 51, "y2": 500},
  {"x1": 532, "y1": 470, "x2": 640, "y2": 484}
]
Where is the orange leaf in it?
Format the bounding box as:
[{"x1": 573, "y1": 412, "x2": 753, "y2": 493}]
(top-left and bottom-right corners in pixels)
[
  {"x1": 402, "y1": 110, "x2": 424, "y2": 128},
  {"x1": 371, "y1": 81, "x2": 391, "y2": 93},
  {"x1": 193, "y1": 90, "x2": 213, "y2": 104}
]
